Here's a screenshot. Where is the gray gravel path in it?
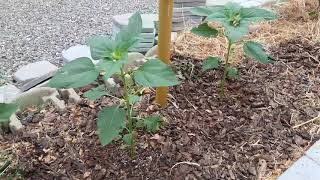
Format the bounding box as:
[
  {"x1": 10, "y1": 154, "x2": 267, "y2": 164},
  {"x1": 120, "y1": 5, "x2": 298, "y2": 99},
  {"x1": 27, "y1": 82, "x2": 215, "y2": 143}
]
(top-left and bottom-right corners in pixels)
[{"x1": 0, "y1": 0, "x2": 158, "y2": 78}]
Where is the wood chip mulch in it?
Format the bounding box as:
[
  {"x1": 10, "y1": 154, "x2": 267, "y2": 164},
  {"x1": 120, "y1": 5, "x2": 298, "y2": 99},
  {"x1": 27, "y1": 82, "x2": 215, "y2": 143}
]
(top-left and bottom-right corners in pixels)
[{"x1": 1, "y1": 39, "x2": 320, "y2": 179}]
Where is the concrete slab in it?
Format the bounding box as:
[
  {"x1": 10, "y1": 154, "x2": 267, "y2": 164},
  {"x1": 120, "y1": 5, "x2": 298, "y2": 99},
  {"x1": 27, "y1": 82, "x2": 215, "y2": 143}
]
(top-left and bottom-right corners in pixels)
[
  {"x1": 306, "y1": 140, "x2": 320, "y2": 164},
  {"x1": 278, "y1": 155, "x2": 320, "y2": 180},
  {"x1": 62, "y1": 45, "x2": 92, "y2": 64},
  {"x1": 13, "y1": 61, "x2": 58, "y2": 91}
]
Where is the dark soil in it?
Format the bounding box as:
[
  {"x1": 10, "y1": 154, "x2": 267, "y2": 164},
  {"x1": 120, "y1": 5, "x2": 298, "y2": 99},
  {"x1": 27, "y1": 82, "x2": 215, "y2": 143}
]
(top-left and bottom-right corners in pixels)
[{"x1": 1, "y1": 39, "x2": 320, "y2": 180}]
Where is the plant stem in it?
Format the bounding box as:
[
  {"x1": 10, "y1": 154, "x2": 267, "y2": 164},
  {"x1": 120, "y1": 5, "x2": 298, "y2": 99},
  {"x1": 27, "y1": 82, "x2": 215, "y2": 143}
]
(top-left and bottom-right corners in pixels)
[
  {"x1": 220, "y1": 40, "x2": 232, "y2": 98},
  {"x1": 120, "y1": 68, "x2": 135, "y2": 158}
]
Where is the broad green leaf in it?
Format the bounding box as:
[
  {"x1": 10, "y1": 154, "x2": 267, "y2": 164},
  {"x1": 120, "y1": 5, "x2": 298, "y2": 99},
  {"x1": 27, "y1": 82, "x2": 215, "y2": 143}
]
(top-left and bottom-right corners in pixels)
[
  {"x1": 84, "y1": 86, "x2": 107, "y2": 101},
  {"x1": 191, "y1": 6, "x2": 225, "y2": 17},
  {"x1": 206, "y1": 11, "x2": 227, "y2": 23},
  {"x1": 123, "y1": 133, "x2": 134, "y2": 146},
  {"x1": 134, "y1": 59, "x2": 180, "y2": 87},
  {"x1": 203, "y1": 57, "x2": 221, "y2": 71},
  {"x1": 241, "y1": 8, "x2": 277, "y2": 22},
  {"x1": 97, "y1": 106, "x2": 126, "y2": 145},
  {"x1": 223, "y1": 20, "x2": 249, "y2": 43},
  {"x1": 225, "y1": 2, "x2": 242, "y2": 12},
  {"x1": 243, "y1": 41, "x2": 274, "y2": 64},
  {"x1": 191, "y1": 23, "x2": 218, "y2": 38},
  {"x1": 0, "y1": 103, "x2": 18, "y2": 122},
  {"x1": 129, "y1": 95, "x2": 141, "y2": 105},
  {"x1": 227, "y1": 67, "x2": 239, "y2": 79},
  {"x1": 115, "y1": 12, "x2": 142, "y2": 53},
  {"x1": 48, "y1": 58, "x2": 99, "y2": 88},
  {"x1": 96, "y1": 59, "x2": 125, "y2": 80},
  {"x1": 87, "y1": 35, "x2": 115, "y2": 60},
  {"x1": 143, "y1": 116, "x2": 163, "y2": 133}
]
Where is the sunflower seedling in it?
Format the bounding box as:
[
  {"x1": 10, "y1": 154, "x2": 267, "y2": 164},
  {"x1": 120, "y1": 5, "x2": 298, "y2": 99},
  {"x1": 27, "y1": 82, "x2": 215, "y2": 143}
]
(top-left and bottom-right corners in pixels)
[
  {"x1": 191, "y1": 3, "x2": 277, "y2": 96},
  {"x1": 48, "y1": 12, "x2": 179, "y2": 157}
]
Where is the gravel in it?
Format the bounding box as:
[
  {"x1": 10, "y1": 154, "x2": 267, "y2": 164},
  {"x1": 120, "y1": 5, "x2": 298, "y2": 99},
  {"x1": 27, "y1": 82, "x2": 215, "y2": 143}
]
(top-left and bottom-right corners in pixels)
[{"x1": 0, "y1": 0, "x2": 158, "y2": 79}]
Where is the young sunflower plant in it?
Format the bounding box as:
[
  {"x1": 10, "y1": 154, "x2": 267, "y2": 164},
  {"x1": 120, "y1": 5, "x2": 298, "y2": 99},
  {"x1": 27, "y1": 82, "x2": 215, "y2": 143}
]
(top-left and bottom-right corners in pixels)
[
  {"x1": 48, "y1": 12, "x2": 179, "y2": 157},
  {"x1": 191, "y1": 3, "x2": 277, "y2": 96}
]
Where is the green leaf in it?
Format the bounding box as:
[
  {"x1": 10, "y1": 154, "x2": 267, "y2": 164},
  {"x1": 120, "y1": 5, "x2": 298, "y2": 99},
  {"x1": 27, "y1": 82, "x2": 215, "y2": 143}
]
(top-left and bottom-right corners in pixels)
[
  {"x1": 48, "y1": 58, "x2": 99, "y2": 88},
  {"x1": 223, "y1": 20, "x2": 249, "y2": 43},
  {"x1": 243, "y1": 41, "x2": 274, "y2": 64},
  {"x1": 115, "y1": 12, "x2": 142, "y2": 53},
  {"x1": 203, "y1": 57, "x2": 221, "y2": 71},
  {"x1": 241, "y1": 8, "x2": 277, "y2": 22},
  {"x1": 227, "y1": 67, "x2": 239, "y2": 79},
  {"x1": 87, "y1": 35, "x2": 115, "y2": 60},
  {"x1": 84, "y1": 86, "x2": 107, "y2": 101},
  {"x1": 191, "y1": 23, "x2": 218, "y2": 38},
  {"x1": 96, "y1": 59, "x2": 125, "y2": 80},
  {"x1": 129, "y1": 95, "x2": 141, "y2": 105},
  {"x1": 123, "y1": 133, "x2": 134, "y2": 146},
  {"x1": 0, "y1": 103, "x2": 18, "y2": 122},
  {"x1": 139, "y1": 116, "x2": 163, "y2": 133},
  {"x1": 191, "y1": 6, "x2": 225, "y2": 17},
  {"x1": 134, "y1": 59, "x2": 180, "y2": 87},
  {"x1": 97, "y1": 106, "x2": 126, "y2": 145},
  {"x1": 206, "y1": 11, "x2": 227, "y2": 23}
]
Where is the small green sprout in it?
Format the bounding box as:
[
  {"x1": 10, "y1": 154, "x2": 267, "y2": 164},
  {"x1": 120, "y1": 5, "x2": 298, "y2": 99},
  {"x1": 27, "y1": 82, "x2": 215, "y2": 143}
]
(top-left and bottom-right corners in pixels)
[
  {"x1": 191, "y1": 3, "x2": 277, "y2": 97},
  {"x1": 48, "y1": 12, "x2": 179, "y2": 157}
]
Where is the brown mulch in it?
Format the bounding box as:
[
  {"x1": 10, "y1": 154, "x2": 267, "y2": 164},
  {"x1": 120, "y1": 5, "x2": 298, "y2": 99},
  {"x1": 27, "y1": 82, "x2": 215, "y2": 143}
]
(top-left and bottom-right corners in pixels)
[{"x1": 1, "y1": 39, "x2": 320, "y2": 179}]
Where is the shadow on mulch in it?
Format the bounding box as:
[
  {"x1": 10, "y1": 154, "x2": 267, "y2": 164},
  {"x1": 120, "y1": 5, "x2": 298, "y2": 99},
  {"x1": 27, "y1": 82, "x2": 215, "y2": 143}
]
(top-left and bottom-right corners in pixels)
[{"x1": 1, "y1": 39, "x2": 320, "y2": 179}]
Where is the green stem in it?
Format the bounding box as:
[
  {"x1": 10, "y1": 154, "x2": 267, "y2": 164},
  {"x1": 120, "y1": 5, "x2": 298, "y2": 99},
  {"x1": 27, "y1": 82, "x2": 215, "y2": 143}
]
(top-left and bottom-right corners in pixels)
[
  {"x1": 120, "y1": 68, "x2": 135, "y2": 158},
  {"x1": 220, "y1": 40, "x2": 232, "y2": 98}
]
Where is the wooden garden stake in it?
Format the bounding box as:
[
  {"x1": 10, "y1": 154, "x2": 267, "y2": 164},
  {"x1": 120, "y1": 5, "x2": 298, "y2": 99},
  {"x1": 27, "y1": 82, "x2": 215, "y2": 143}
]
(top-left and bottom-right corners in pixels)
[{"x1": 156, "y1": 0, "x2": 174, "y2": 107}]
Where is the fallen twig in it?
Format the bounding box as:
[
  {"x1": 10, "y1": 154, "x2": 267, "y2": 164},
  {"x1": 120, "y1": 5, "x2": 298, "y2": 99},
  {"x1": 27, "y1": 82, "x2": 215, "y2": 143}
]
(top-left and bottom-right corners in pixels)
[
  {"x1": 293, "y1": 113, "x2": 320, "y2": 129},
  {"x1": 170, "y1": 161, "x2": 201, "y2": 175}
]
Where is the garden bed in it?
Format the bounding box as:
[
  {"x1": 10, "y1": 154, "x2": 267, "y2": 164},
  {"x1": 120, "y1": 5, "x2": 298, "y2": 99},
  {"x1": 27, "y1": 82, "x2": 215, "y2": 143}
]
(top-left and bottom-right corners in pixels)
[{"x1": 1, "y1": 39, "x2": 320, "y2": 179}]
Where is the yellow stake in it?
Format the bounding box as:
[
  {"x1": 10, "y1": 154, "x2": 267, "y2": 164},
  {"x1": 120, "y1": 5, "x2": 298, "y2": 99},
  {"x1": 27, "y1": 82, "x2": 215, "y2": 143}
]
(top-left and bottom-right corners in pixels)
[{"x1": 156, "y1": 0, "x2": 174, "y2": 107}]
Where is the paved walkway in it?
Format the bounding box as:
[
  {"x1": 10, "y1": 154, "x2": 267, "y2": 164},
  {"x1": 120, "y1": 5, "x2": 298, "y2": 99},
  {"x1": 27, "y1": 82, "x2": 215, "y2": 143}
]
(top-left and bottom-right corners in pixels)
[{"x1": 279, "y1": 141, "x2": 320, "y2": 180}]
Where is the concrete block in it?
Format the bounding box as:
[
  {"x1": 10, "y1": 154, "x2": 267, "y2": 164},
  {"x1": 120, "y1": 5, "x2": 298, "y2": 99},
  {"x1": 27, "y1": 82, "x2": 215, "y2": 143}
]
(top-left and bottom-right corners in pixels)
[
  {"x1": 104, "y1": 78, "x2": 118, "y2": 88},
  {"x1": 145, "y1": 45, "x2": 158, "y2": 58},
  {"x1": 172, "y1": 15, "x2": 203, "y2": 23},
  {"x1": 175, "y1": 0, "x2": 206, "y2": 3},
  {"x1": 9, "y1": 114, "x2": 24, "y2": 134},
  {"x1": 42, "y1": 90, "x2": 66, "y2": 112},
  {"x1": 134, "y1": 42, "x2": 154, "y2": 48},
  {"x1": 13, "y1": 61, "x2": 58, "y2": 91},
  {"x1": 62, "y1": 45, "x2": 93, "y2": 64},
  {"x1": 58, "y1": 89, "x2": 82, "y2": 104},
  {"x1": 124, "y1": 52, "x2": 147, "y2": 71},
  {"x1": 174, "y1": 1, "x2": 206, "y2": 8},
  {"x1": 112, "y1": 13, "x2": 158, "y2": 33},
  {"x1": 155, "y1": 32, "x2": 178, "y2": 44},
  {"x1": 206, "y1": 0, "x2": 274, "y2": 7},
  {"x1": 12, "y1": 87, "x2": 58, "y2": 110},
  {"x1": 0, "y1": 84, "x2": 21, "y2": 103},
  {"x1": 130, "y1": 47, "x2": 151, "y2": 53},
  {"x1": 112, "y1": 25, "x2": 156, "y2": 38}
]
